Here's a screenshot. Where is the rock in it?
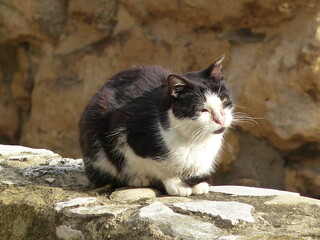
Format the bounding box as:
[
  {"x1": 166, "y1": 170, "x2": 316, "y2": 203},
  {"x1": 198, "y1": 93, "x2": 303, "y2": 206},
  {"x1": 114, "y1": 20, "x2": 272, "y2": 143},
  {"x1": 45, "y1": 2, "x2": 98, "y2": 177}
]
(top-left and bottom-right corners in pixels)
[
  {"x1": 210, "y1": 185, "x2": 300, "y2": 196},
  {"x1": 0, "y1": 145, "x2": 58, "y2": 159},
  {"x1": 20, "y1": 157, "x2": 83, "y2": 178},
  {"x1": 0, "y1": 145, "x2": 87, "y2": 188},
  {"x1": 54, "y1": 197, "x2": 98, "y2": 211},
  {"x1": 264, "y1": 194, "x2": 320, "y2": 206},
  {"x1": 172, "y1": 200, "x2": 255, "y2": 225},
  {"x1": 127, "y1": 201, "x2": 222, "y2": 239},
  {"x1": 110, "y1": 188, "x2": 160, "y2": 202},
  {"x1": 1, "y1": 1, "x2": 320, "y2": 198},
  {"x1": 45, "y1": 178, "x2": 55, "y2": 183},
  {"x1": 213, "y1": 133, "x2": 286, "y2": 191},
  {"x1": 56, "y1": 225, "x2": 85, "y2": 240},
  {"x1": 0, "y1": 145, "x2": 319, "y2": 239},
  {"x1": 218, "y1": 236, "x2": 239, "y2": 240},
  {"x1": 156, "y1": 196, "x2": 192, "y2": 204},
  {"x1": 0, "y1": 180, "x2": 15, "y2": 185},
  {"x1": 20, "y1": 165, "x2": 82, "y2": 178},
  {"x1": 285, "y1": 164, "x2": 320, "y2": 199},
  {"x1": 65, "y1": 204, "x2": 139, "y2": 218},
  {"x1": 48, "y1": 158, "x2": 83, "y2": 168}
]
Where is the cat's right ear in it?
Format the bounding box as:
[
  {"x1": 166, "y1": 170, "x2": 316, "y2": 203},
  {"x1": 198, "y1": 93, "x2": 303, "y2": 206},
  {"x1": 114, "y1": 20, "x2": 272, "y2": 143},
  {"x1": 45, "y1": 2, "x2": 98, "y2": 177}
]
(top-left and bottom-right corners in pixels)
[
  {"x1": 203, "y1": 55, "x2": 225, "y2": 81},
  {"x1": 167, "y1": 74, "x2": 189, "y2": 97}
]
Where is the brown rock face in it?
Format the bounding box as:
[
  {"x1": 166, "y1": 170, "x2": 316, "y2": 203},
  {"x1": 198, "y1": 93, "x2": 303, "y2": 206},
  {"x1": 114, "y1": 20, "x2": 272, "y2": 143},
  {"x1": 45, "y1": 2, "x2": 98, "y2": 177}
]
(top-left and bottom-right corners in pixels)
[{"x1": 1, "y1": 0, "x2": 320, "y2": 198}]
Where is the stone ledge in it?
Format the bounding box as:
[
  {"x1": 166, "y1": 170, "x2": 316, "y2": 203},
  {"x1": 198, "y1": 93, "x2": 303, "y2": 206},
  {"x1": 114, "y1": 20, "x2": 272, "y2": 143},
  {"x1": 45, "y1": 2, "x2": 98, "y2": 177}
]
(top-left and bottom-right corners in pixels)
[{"x1": 0, "y1": 145, "x2": 319, "y2": 240}]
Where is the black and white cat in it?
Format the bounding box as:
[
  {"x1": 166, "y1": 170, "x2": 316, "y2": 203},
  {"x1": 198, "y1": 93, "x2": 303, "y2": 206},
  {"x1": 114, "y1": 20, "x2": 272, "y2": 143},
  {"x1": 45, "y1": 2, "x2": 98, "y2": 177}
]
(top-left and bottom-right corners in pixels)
[{"x1": 79, "y1": 56, "x2": 233, "y2": 196}]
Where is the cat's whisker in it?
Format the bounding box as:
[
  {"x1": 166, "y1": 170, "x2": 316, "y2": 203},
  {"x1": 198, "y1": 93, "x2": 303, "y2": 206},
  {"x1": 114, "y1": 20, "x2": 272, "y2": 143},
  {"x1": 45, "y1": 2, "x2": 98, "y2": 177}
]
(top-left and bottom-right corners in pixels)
[
  {"x1": 232, "y1": 112, "x2": 263, "y2": 120},
  {"x1": 233, "y1": 104, "x2": 249, "y2": 109},
  {"x1": 217, "y1": 81, "x2": 223, "y2": 96},
  {"x1": 167, "y1": 119, "x2": 193, "y2": 130},
  {"x1": 232, "y1": 117, "x2": 259, "y2": 125},
  {"x1": 232, "y1": 112, "x2": 261, "y2": 126},
  {"x1": 191, "y1": 127, "x2": 208, "y2": 143}
]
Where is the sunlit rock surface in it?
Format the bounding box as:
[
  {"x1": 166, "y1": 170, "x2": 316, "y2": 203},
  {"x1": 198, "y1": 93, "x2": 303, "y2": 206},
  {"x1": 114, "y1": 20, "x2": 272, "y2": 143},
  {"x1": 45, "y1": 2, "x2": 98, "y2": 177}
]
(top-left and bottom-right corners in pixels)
[{"x1": 0, "y1": 145, "x2": 319, "y2": 239}]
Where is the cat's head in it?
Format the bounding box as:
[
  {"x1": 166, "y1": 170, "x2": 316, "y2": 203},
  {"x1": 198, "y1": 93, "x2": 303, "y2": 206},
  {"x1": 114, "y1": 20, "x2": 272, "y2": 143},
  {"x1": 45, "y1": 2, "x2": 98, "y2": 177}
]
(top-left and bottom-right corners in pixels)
[{"x1": 167, "y1": 55, "x2": 233, "y2": 136}]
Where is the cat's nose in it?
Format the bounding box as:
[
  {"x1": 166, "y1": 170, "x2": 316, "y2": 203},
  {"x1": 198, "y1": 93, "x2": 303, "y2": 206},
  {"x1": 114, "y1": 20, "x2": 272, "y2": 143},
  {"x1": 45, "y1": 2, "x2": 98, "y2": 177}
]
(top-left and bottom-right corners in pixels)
[{"x1": 213, "y1": 114, "x2": 225, "y2": 126}]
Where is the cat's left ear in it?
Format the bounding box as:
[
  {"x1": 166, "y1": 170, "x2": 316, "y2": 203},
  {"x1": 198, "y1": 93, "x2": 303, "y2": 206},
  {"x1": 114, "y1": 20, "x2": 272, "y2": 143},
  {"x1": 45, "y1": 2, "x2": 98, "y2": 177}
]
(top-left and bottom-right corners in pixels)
[
  {"x1": 167, "y1": 74, "x2": 190, "y2": 97},
  {"x1": 203, "y1": 55, "x2": 225, "y2": 81}
]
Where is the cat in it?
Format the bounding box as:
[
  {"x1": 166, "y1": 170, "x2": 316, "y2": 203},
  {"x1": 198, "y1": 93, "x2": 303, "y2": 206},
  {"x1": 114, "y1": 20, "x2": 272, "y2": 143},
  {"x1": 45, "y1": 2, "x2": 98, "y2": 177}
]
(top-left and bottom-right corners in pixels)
[{"x1": 79, "y1": 55, "x2": 233, "y2": 196}]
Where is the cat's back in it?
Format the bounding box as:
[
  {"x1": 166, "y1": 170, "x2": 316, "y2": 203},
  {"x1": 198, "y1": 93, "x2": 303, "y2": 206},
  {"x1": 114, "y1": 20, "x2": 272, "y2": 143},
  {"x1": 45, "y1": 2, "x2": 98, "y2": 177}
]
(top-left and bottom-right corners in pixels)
[{"x1": 94, "y1": 65, "x2": 170, "y2": 110}]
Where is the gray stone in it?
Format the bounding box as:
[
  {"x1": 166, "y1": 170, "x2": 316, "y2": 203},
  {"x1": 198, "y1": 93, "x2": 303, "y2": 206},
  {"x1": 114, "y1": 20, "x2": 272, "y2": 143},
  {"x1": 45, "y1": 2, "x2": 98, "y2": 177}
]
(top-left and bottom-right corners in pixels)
[
  {"x1": 264, "y1": 194, "x2": 320, "y2": 206},
  {"x1": 65, "y1": 204, "x2": 139, "y2": 218},
  {"x1": 56, "y1": 225, "x2": 84, "y2": 240},
  {"x1": 20, "y1": 157, "x2": 84, "y2": 177},
  {"x1": 0, "y1": 180, "x2": 15, "y2": 185},
  {"x1": 157, "y1": 196, "x2": 192, "y2": 204},
  {"x1": 210, "y1": 185, "x2": 300, "y2": 196},
  {"x1": 21, "y1": 165, "x2": 82, "y2": 177},
  {"x1": 127, "y1": 201, "x2": 222, "y2": 240},
  {"x1": 110, "y1": 188, "x2": 160, "y2": 202},
  {"x1": 48, "y1": 158, "x2": 84, "y2": 168},
  {"x1": 46, "y1": 178, "x2": 55, "y2": 183},
  {"x1": 54, "y1": 197, "x2": 98, "y2": 211},
  {"x1": 0, "y1": 144, "x2": 58, "y2": 158},
  {"x1": 218, "y1": 236, "x2": 239, "y2": 240},
  {"x1": 172, "y1": 200, "x2": 254, "y2": 225},
  {"x1": 0, "y1": 165, "x2": 4, "y2": 172}
]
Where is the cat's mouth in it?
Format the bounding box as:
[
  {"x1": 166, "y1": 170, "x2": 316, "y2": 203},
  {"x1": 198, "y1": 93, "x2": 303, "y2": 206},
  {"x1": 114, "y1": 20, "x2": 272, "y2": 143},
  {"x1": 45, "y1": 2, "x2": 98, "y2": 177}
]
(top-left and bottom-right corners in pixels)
[{"x1": 213, "y1": 127, "x2": 225, "y2": 134}]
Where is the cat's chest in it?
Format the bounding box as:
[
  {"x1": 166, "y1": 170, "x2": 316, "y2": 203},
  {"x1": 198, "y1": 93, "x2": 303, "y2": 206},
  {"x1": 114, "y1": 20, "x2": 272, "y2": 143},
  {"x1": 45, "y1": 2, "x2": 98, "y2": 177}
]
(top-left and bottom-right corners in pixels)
[
  {"x1": 161, "y1": 130, "x2": 223, "y2": 175},
  {"x1": 167, "y1": 134, "x2": 222, "y2": 159}
]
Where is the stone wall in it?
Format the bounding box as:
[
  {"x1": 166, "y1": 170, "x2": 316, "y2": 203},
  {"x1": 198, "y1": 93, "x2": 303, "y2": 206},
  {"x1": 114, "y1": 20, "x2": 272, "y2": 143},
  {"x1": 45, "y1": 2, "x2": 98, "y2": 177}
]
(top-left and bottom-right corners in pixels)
[
  {"x1": 0, "y1": 1, "x2": 320, "y2": 198},
  {"x1": 1, "y1": 145, "x2": 319, "y2": 240}
]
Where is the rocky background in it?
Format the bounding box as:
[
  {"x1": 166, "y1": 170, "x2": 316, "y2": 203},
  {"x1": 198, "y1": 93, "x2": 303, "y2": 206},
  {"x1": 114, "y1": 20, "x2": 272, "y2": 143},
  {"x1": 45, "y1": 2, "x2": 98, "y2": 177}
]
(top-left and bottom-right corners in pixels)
[{"x1": 0, "y1": 0, "x2": 319, "y2": 198}]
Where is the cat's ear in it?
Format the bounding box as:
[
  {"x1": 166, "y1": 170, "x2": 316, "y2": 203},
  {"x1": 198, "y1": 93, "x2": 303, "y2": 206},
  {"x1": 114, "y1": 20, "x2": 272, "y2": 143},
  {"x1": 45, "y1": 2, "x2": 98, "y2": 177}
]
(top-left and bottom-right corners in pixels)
[
  {"x1": 204, "y1": 55, "x2": 225, "y2": 81},
  {"x1": 167, "y1": 74, "x2": 190, "y2": 97}
]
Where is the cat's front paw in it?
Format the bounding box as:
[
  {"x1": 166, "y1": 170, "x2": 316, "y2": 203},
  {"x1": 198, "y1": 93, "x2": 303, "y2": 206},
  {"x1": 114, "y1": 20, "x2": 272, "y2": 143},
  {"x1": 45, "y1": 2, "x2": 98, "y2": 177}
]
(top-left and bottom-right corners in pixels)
[
  {"x1": 163, "y1": 178, "x2": 192, "y2": 196},
  {"x1": 129, "y1": 175, "x2": 150, "y2": 187},
  {"x1": 192, "y1": 182, "x2": 210, "y2": 195}
]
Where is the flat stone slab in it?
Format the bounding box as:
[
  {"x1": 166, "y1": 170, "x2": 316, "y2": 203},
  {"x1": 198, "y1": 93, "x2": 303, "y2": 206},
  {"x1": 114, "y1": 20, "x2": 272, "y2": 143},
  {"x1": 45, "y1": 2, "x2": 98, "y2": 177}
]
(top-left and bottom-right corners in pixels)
[
  {"x1": 265, "y1": 194, "x2": 320, "y2": 206},
  {"x1": 218, "y1": 236, "x2": 239, "y2": 240},
  {"x1": 54, "y1": 197, "x2": 98, "y2": 211},
  {"x1": 1, "y1": 145, "x2": 320, "y2": 240},
  {"x1": 110, "y1": 188, "x2": 160, "y2": 202},
  {"x1": 65, "y1": 204, "x2": 139, "y2": 218},
  {"x1": 127, "y1": 201, "x2": 222, "y2": 240},
  {"x1": 0, "y1": 144, "x2": 58, "y2": 159},
  {"x1": 21, "y1": 165, "x2": 82, "y2": 177},
  {"x1": 0, "y1": 180, "x2": 15, "y2": 185},
  {"x1": 47, "y1": 158, "x2": 83, "y2": 168},
  {"x1": 20, "y1": 158, "x2": 83, "y2": 178},
  {"x1": 172, "y1": 200, "x2": 254, "y2": 225},
  {"x1": 210, "y1": 185, "x2": 300, "y2": 196}
]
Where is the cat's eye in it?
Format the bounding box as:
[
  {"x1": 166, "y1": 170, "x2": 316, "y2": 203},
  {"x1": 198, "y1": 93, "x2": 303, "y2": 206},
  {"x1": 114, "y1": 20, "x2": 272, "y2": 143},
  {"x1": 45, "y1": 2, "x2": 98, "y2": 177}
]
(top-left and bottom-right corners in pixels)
[
  {"x1": 200, "y1": 109, "x2": 210, "y2": 113},
  {"x1": 222, "y1": 98, "x2": 227, "y2": 103}
]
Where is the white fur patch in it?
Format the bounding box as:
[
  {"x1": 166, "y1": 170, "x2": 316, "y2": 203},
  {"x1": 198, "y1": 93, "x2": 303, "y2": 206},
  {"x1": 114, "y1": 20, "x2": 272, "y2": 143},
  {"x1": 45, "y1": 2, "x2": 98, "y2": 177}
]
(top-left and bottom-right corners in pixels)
[
  {"x1": 163, "y1": 177, "x2": 192, "y2": 196},
  {"x1": 93, "y1": 149, "x2": 118, "y2": 177},
  {"x1": 192, "y1": 182, "x2": 210, "y2": 195},
  {"x1": 120, "y1": 142, "x2": 169, "y2": 180},
  {"x1": 161, "y1": 115, "x2": 223, "y2": 178}
]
